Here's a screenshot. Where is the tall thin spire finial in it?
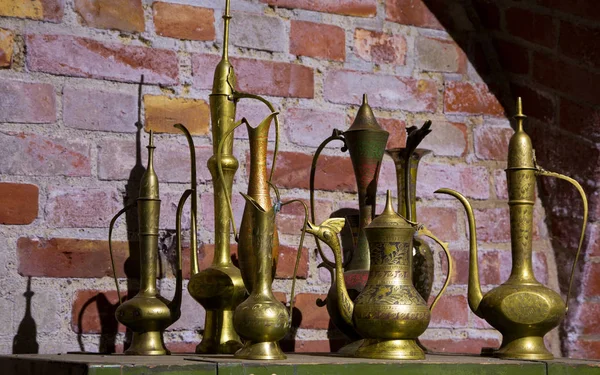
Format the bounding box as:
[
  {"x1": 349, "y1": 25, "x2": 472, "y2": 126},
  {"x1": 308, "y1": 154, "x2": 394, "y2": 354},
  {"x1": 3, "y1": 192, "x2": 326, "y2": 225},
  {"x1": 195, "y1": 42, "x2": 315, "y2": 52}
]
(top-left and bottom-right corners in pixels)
[
  {"x1": 222, "y1": 0, "x2": 231, "y2": 60},
  {"x1": 514, "y1": 97, "x2": 527, "y2": 132}
]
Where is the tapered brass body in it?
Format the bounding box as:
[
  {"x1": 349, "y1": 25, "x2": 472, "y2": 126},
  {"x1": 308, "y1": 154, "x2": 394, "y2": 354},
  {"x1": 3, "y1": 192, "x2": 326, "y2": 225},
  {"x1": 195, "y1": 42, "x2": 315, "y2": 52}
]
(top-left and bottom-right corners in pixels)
[
  {"x1": 310, "y1": 94, "x2": 388, "y2": 341},
  {"x1": 436, "y1": 98, "x2": 588, "y2": 360},
  {"x1": 186, "y1": 0, "x2": 281, "y2": 354},
  {"x1": 108, "y1": 132, "x2": 184, "y2": 355},
  {"x1": 308, "y1": 191, "x2": 450, "y2": 360}
]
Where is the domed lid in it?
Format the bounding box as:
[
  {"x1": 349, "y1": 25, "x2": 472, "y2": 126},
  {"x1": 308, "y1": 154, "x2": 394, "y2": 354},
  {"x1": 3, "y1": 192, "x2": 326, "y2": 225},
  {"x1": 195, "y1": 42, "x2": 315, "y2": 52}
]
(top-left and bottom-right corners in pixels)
[
  {"x1": 346, "y1": 94, "x2": 388, "y2": 135},
  {"x1": 366, "y1": 190, "x2": 415, "y2": 231}
]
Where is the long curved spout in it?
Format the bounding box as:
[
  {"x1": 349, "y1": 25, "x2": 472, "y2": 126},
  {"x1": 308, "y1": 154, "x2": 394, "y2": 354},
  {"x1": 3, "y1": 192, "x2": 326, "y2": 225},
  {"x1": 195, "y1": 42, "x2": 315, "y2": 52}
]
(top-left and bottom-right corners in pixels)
[
  {"x1": 306, "y1": 219, "x2": 354, "y2": 327},
  {"x1": 435, "y1": 188, "x2": 483, "y2": 317}
]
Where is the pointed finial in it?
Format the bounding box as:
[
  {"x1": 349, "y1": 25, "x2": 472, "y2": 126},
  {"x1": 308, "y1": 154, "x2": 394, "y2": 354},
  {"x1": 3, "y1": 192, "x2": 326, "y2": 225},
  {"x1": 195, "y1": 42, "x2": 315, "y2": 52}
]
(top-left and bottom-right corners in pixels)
[
  {"x1": 222, "y1": 0, "x2": 232, "y2": 60},
  {"x1": 514, "y1": 97, "x2": 527, "y2": 131},
  {"x1": 363, "y1": 93, "x2": 368, "y2": 105},
  {"x1": 384, "y1": 190, "x2": 395, "y2": 215},
  {"x1": 148, "y1": 129, "x2": 155, "y2": 148}
]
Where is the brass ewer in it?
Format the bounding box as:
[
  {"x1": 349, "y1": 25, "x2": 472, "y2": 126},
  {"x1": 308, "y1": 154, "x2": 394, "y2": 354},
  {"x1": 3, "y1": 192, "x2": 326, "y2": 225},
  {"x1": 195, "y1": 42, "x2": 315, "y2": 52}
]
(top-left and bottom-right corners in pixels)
[
  {"x1": 108, "y1": 131, "x2": 186, "y2": 355},
  {"x1": 308, "y1": 191, "x2": 451, "y2": 360},
  {"x1": 310, "y1": 94, "x2": 389, "y2": 341},
  {"x1": 436, "y1": 98, "x2": 588, "y2": 360},
  {"x1": 183, "y1": 0, "x2": 282, "y2": 354}
]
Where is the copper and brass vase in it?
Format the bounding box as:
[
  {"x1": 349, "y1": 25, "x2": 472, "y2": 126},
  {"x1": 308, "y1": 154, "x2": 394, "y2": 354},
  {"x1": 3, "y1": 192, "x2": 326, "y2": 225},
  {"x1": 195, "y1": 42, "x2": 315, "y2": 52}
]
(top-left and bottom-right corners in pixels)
[
  {"x1": 310, "y1": 94, "x2": 389, "y2": 341},
  {"x1": 307, "y1": 191, "x2": 450, "y2": 360},
  {"x1": 108, "y1": 132, "x2": 185, "y2": 355},
  {"x1": 436, "y1": 98, "x2": 588, "y2": 360}
]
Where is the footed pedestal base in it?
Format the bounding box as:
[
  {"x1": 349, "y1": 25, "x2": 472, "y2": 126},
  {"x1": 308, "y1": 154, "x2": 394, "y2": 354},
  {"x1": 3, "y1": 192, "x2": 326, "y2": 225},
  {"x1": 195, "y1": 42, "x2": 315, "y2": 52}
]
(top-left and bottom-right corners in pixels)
[
  {"x1": 234, "y1": 341, "x2": 286, "y2": 360},
  {"x1": 493, "y1": 336, "x2": 553, "y2": 360},
  {"x1": 356, "y1": 339, "x2": 425, "y2": 360},
  {"x1": 125, "y1": 331, "x2": 169, "y2": 355}
]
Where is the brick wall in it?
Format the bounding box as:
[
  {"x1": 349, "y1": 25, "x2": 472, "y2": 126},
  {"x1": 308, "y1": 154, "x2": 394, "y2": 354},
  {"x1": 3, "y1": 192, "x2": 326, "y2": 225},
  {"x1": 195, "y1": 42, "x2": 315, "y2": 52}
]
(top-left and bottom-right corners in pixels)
[{"x1": 0, "y1": 0, "x2": 591, "y2": 357}]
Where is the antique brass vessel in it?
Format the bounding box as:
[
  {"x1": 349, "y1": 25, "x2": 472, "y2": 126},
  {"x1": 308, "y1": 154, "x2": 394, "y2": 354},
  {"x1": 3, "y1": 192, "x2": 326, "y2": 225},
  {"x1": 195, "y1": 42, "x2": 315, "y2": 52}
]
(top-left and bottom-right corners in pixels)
[
  {"x1": 185, "y1": 0, "x2": 281, "y2": 354},
  {"x1": 108, "y1": 131, "x2": 185, "y2": 355},
  {"x1": 308, "y1": 191, "x2": 451, "y2": 360},
  {"x1": 310, "y1": 94, "x2": 388, "y2": 341},
  {"x1": 386, "y1": 122, "x2": 436, "y2": 301},
  {"x1": 436, "y1": 98, "x2": 588, "y2": 360}
]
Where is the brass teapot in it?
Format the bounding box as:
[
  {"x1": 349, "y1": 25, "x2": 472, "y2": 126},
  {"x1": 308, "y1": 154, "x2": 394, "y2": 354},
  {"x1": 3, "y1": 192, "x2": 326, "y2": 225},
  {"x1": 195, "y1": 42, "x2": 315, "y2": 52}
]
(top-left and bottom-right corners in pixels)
[
  {"x1": 108, "y1": 131, "x2": 186, "y2": 355},
  {"x1": 307, "y1": 191, "x2": 450, "y2": 360},
  {"x1": 436, "y1": 98, "x2": 588, "y2": 359}
]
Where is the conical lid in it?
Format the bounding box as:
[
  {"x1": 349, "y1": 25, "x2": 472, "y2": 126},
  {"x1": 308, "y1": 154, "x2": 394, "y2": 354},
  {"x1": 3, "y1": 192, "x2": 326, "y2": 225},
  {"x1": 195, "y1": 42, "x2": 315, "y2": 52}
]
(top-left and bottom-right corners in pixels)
[
  {"x1": 366, "y1": 190, "x2": 414, "y2": 231},
  {"x1": 346, "y1": 94, "x2": 388, "y2": 134}
]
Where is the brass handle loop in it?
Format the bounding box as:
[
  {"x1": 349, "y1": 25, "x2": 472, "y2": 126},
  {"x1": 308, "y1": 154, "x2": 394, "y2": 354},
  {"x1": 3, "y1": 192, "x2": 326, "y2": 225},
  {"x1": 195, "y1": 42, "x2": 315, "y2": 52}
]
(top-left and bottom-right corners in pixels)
[
  {"x1": 534, "y1": 165, "x2": 588, "y2": 313},
  {"x1": 108, "y1": 202, "x2": 136, "y2": 306},
  {"x1": 309, "y1": 129, "x2": 348, "y2": 268},
  {"x1": 416, "y1": 225, "x2": 452, "y2": 312}
]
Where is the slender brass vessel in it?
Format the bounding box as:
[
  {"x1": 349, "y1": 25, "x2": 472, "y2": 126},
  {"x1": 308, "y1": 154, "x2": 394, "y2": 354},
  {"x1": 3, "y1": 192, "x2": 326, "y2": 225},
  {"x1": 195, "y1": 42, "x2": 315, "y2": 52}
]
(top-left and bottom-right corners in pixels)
[
  {"x1": 108, "y1": 131, "x2": 186, "y2": 355},
  {"x1": 436, "y1": 98, "x2": 588, "y2": 360},
  {"x1": 185, "y1": 0, "x2": 281, "y2": 354},
  {"x1": 310, "y1": 94, "x2": 388, "y2": 341},
  {"x1": 386, "y1": 122, "x2": 435, "y2": 301},
  {"x1": 308, "y1": 191, "x2": 451, "y2": 360}
]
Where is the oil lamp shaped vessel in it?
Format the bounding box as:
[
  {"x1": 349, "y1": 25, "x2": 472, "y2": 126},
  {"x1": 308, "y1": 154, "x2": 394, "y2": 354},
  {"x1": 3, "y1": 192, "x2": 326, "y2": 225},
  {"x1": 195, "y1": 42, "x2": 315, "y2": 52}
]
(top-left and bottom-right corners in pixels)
[
  {"x1": 108, "y1": 131, "x2": 186, "y2": 355},
  {"x1": 436, "y1": 98, "x2": 588, "y2": 360},
  {"x1": 307, "y1": 191, "x2": 451, "y2": 360}
]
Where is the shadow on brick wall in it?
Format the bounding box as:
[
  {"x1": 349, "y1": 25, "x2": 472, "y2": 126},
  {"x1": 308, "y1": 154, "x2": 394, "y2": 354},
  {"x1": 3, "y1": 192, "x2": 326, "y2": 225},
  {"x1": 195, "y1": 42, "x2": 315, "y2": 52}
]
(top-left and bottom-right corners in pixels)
[{"x1": 12, "y1": 277, "x2": 39, "y2": 354}]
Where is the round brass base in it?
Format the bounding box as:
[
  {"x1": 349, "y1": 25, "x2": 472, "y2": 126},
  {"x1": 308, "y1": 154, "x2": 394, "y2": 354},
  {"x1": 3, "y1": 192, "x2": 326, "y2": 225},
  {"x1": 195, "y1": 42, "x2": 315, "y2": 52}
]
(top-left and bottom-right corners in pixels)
[
  {"x1": 494, "y1": 336, "x2": 554, "y2": 360},
  {"x1": 125, "y1": 331, "x2": 169, "y2": 355},
  {"x1": 195, "y1": 310, "x2": 243, "y2": 354},
  {"x1": 355, "y1": 339, "x2": 425, "y2": 360},
  {"x1": 234, "y1": 341, "x2": 286, "y2": 360}
]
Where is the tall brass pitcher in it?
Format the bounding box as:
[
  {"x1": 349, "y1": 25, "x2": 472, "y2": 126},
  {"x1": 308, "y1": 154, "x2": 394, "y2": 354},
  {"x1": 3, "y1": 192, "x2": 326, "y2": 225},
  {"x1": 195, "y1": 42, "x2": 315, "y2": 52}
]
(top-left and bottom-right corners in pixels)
[
  {"x1": 184, "y1": 0, "x2": 282, "y2": 354},
  {"x1": 436, "y1": 98, "x2": 588, "y2": 359},
  {"x1": 108, "y1": 132, "x2": 186, "y2": 355},
  {"x1": 310, "y1": 94, "x2": 388, "y2": 341}
]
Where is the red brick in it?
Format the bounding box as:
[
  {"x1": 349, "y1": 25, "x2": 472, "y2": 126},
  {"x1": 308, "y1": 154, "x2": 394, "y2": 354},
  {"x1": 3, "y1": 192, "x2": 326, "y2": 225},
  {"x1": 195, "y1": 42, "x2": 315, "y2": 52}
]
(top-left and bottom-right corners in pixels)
[
  {"x1": 417, "y1": 206, "x2": 459, "y2": 241},
  {"x1": 153, "y1": 2, "x2": 214, "y2": 41},
  {"x1": 290, "y1": 21, "x2": 345, "y2": 62},
  {"x1": 144, "y1": 95, "x2": 210, "y2": 135},
  {"x1": 493, "y1": 38, "x2": 530, "y2": 75},
  {"x1": 231, "y1": 12, "x2": 286, "y2": 53},
  {"x1": 63, "y1": 86, "x2": 137, "y2": 132},
  {"x1": 538, "y1": 0, "x2": 600, "y2": 23},
  {"x1": 325, "y1": 70, "x2": 437, "y2": 112},
  {"x1": 416, "y1": 37, "x2": 466, "y2": 73},
  {"x1": 509, "y1": 84, "x2": 555, "y2": 124},
  {"x1": 0, "y1": 28, "x2": 13, "y2": 68},
  {"x1": 560, "y1": 98, "x2": 600, "y2": 142},
  {"x1": 17, "y1": 237, "x2": 133, "y2": 278},
  {"x1": 450, "y1": 250, "x2": 502, "y2": 286},
  {"x1": 419, "y1": 120, "x2": 468, "y2": 157},
  {"x1": 588, "y1": 223, "x2": 600, "y2": 257},
  {"x1": 385, "y1": 0, "x2": 443, "y2": 29},
  {"x1": 354, "y1": 28, "x2": 406, "y2": 65},
  {"x1": 293, "y1": 293, "x2": 329, "y2": 329},
  {"x1": 261, "y1": 0, "x2": 376, "y2": 17},
  {"x1": 191, "y1": 54, "x2": 220, "y2": 89},
  {"x1": 583, "y1": 262, "x2": 600, "y2": 297},
  {"x1": 276, "y1": 244, "x2": 309, "y2": 279},
  {"x1": 472, "y1": 0, "x2": 501, "y2": 30},
  {"x1": 474, "y1": 207, "x2": 510, "y2": 243},
  {"x1": 199, "y1": 193, "x2": 246, "y2": 234},
  {"x1": 46, "y1": 187, "x2": 121, "y2": 228},
  {"x1": 577, "y1": 302, "x2": 600, "y2": 335},
  {"x1": 0, "y1": 80, "x2": 56, "y2": 123},
  {"x1": 560, "y1": 22, "x2": 600, "y2": 69},
  {"x1": 284, "y1": 108, "x2": 346, "y2": 148},
  {"x1": 0, "y1": 133, "x2": 90, "y2": 177},
  {"x1": 272, "y1": 151, "x2": 355, "y2": 192},
  {"x1": 378, "y1": 118, "x2": 406, "y2": 149},
  {"x1": 0, "y1": 183, "x2": 38, "y2": 225},
  {"x1": 97, "y1": 138, "x2": 212, "y2": 183},
  {"x1": 27, "y1": 34, "x2": 178, "y2": 85},
  {"x1": 429, "y1": 294, "x2": 468, "y2": 328},
  {"x1": 570, "y1": 339, "x2": 600, "y2": 360},
  {"x1": 473, "y1": 126, "x2": 513, "y2": 161},
  {"x1": 277, "y1": 196, "x2": 334, "y2": 236},
  {"x1": 444, "y1": 81, "x2": 504, "y2": 116},
  {"x1": 291, "y1": 340, "x2": 342, "y2": 353},
  {"x1": 165, "y1": 342, "x2": 197, "y2": 354},
  {"x1": 421, "y1": 336, "x2": 501, "y2": 354},
  {"x1": 74, "y1": 0, "x2": 144, "y2": 33},
  {"x1": 505, "y1": 7, "x2": 556, "y2": 48},
  {"x1": 493, "y1": 169, "x2": 508, "y2": 200},
  {"x1": 533, "y1": 52, "x2": 600, "y2": 106},
  {"x1": 420, "y1": 162, "x2": 490, "y2": 200},
  {"x1": 0, "y1": 0, "x2": 63, "y2": 22},
  {"x1": 71, "y1": 290, "x2": 126, "y2": 333}
]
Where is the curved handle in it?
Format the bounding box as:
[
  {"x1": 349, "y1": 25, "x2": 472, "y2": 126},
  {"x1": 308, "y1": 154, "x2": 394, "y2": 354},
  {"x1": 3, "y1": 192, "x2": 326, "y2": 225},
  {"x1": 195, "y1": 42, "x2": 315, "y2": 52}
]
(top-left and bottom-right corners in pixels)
[
  {"x1": 108, "y1": 202, "x2": 136, "y2": 306},
  {"x1": 277, "y1": 198, "x2": 310, "y2": 324},
  {"x1": 534, "y1": 165, "x2": 588, "y2": 312},
  {"x1": 231, "y1": 91, "x2": 281, "y2": 183},
  {"x1": 309, "y1": 129, "x2": 347, "y2": 268},
  {"x1": 168, "y1": 188, "x2": 194, "y2": 321},
  {"x1": 173, "y1": 124, "x2": 199, "y2": 276},
  {"x1": 416, "y1": 225, "x2": 452, "y2": 312}
]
